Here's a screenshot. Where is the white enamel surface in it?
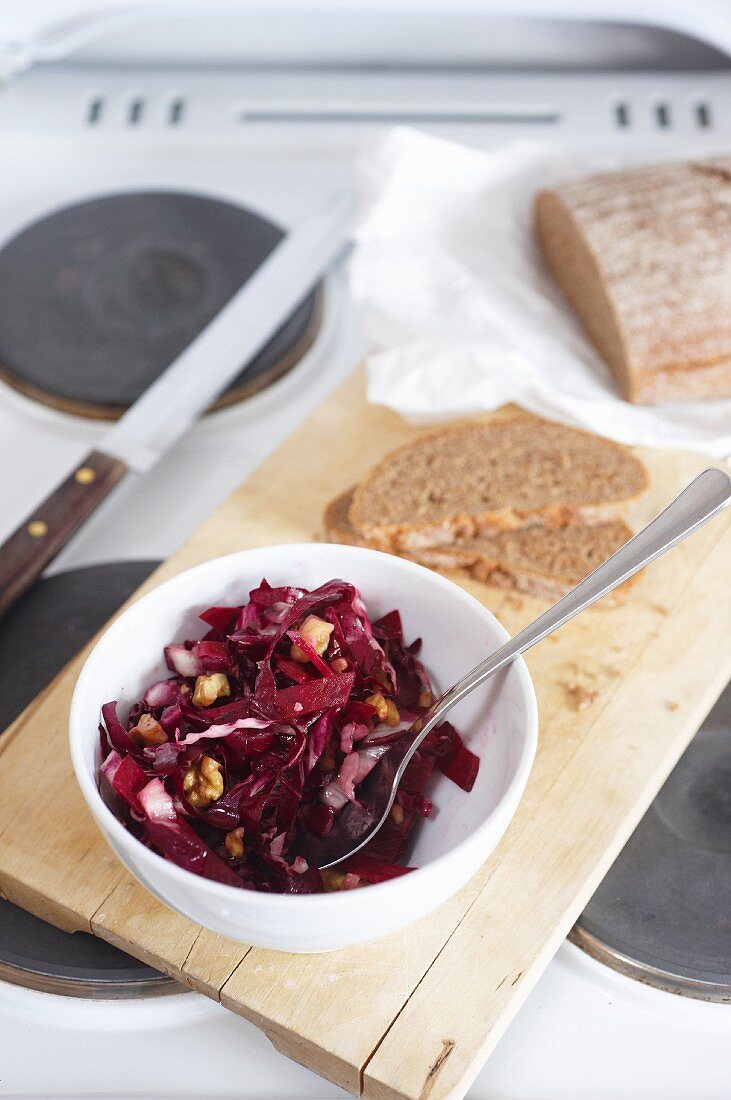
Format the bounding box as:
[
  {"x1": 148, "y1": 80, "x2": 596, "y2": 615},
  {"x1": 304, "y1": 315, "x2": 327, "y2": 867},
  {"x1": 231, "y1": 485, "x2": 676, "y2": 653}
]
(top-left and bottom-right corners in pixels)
[{"x1": 70, "y1": 543, "x2": 537, "y2": 952}]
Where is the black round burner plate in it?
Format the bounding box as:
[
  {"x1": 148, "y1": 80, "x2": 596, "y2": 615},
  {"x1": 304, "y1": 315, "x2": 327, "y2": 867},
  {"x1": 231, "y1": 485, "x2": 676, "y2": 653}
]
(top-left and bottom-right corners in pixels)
[
  {"x1": 0, "y1": 191, "x2": 323, "y2": 418},
  {"x1": 0, "y1": 560, "x2": 180, "y2": 997},
  {"x1": 571, "y1": 680, "x2": 731, "y2": 1001}
]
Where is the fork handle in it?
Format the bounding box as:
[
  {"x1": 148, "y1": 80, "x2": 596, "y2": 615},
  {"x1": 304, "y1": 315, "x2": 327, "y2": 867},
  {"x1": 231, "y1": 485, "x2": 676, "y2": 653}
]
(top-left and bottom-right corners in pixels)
[{"x1": 0, "y1": 450, "x2": 127, "y2": 618}]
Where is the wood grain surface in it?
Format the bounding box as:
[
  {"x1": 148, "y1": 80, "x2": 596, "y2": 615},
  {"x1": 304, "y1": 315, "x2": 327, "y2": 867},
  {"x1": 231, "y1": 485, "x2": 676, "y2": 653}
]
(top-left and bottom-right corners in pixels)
[{"x1": 0, "y1": 369, "x2": 729, "y2": 1100}]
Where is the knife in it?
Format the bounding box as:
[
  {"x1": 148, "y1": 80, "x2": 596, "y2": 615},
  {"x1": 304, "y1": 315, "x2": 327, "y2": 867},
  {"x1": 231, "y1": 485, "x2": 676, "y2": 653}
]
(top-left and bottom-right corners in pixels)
[{"x1": 0, "y1": 190, "x2": 355, "y2": 618}]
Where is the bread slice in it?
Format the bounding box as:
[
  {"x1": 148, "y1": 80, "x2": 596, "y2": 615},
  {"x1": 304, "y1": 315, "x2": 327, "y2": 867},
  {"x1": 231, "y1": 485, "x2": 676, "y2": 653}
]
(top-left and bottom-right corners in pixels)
[
  {"x1": 327, "y1": 489, "x2": 635, "y2": 602},
  {"x1": 326, "y1": 488, "x2": 365, "y2": 545},
  {"x1": 535, "y1": 157, "x2": 731, "y2": 405},
  {"x1": 348, "y1": 415, "x2": 647, "y2": 552}
]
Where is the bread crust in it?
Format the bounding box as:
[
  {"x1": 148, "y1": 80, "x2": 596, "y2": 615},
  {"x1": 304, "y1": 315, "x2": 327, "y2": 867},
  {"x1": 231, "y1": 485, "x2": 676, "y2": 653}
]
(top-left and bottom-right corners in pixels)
[
  {"x1": 535, "y1": 188, "x2": 634, "y2": 400},
  {"x1": 324, "y1": 489, "x2": 359, "y2": 545}
]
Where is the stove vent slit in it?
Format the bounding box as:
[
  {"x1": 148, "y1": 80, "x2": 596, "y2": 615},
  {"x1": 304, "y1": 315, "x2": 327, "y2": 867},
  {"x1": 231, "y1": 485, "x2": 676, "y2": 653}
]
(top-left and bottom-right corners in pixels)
[
  {"x1": 613, "y1": 101, "x2": 630, "y2": 128},
  {"x1": 85, "y1": 96, "x2": 104, "y2": 125},
  {"x1": 168, "y1": 98, "x2": 186, "y2": 125},
  {"x1": 127, "y1": 97, "x2": 145, "y2": 125},
  {"x1": 654, "y1": 102, "x2": 671, "y2": 129}
]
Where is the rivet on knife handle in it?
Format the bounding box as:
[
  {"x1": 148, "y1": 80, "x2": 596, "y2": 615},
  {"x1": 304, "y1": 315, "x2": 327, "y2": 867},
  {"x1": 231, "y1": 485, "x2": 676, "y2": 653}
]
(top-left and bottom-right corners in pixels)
[{"x1": 0, "y1": 450, "x2": 127, "y2": 618}]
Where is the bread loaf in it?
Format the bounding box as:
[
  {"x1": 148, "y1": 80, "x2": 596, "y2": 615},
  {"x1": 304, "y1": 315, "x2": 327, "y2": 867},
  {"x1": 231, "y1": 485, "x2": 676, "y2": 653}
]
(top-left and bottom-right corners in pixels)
[
  {"x1": 535, "y1": 157, "x2": 731, "y2": 404},
  {"x1": 348, "y1": 415, "x2": 647, "y2": 553}
]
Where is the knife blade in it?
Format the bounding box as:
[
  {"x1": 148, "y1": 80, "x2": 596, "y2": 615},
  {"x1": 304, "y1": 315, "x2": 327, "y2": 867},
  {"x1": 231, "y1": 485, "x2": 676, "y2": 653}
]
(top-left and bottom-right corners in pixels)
[{"x1": 0, "y1": 189, "x2": 355, "y2": 617}]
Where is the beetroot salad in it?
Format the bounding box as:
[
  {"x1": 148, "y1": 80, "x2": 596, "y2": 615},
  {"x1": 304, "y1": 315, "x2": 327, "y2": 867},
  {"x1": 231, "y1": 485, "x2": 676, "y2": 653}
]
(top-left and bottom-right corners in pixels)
[{"x1": 98, "y1": 578, "x2": 479, "y2": 894}]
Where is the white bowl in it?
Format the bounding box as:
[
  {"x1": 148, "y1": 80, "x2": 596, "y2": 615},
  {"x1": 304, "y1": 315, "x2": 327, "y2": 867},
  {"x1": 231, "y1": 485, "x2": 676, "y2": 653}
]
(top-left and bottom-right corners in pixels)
[{"x1": 70, "y1": 544, "x2": 537, "y2": 953}]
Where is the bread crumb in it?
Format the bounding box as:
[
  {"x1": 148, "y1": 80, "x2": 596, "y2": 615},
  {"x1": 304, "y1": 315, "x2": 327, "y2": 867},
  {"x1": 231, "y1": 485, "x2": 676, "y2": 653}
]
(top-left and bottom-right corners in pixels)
[
  {"x1": 666, "y1": 700, "x2": 680, "y2": 712},
  {"x1": 565, "y1": 662, "x2": 597, "y2": 681},
  {"x1": 649, "y1": 603, "x2": 669, "y2": 616},
  {"x1": 564, "y1": 682, "x2": 599, "y2": 712}
]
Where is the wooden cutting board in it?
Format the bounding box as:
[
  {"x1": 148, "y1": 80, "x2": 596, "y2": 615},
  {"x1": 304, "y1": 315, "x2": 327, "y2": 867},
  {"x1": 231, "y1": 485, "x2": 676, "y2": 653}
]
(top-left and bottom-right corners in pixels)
[{"x1": 0, "y1": 369, "x2": 729, "y2": 1100}]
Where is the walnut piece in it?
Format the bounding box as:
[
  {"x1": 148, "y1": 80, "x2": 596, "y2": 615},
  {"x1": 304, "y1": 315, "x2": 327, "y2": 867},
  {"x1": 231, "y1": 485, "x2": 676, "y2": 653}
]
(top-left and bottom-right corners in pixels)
[
  {"x1": 129, "y1": 713, "x2": 166, "y2": 745},
  {"x1": 321, "y1": 869, "x2": 360, "y2": 891},
  {"x1": 384, "y1": 699, "x2": 400, "y2": 727},
  {"x1": 192, "y1": 672, "x2": 230, "y2": 707},
  {"x1": 183, "y1": 755, "x2": 224, "y2": 808},
  {"x1": 365, "y1": 692, "x2": 400, "y2": 727},
  {"x1": 290, "y1": 615, "x2": 334, "y2": 662},
  {"x1": 365, "y1": 692, "x2": 389, "y2": 721},
  {"x1": 565, "y1": 682, "x2": 599, "y2": 712},
  {"x1": 321, "y1": 869, "x2": 347, "y2": 891},
  {"x1": 225, "y1": 827, "x2": 245, "y2": 858}
]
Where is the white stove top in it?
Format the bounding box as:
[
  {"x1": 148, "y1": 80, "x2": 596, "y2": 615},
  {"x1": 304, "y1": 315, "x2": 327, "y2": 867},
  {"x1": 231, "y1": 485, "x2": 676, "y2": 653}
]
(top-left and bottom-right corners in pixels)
[
  {"x1": 1, "y1": 941, "x2": 729, "y2": 1098},
  {"x1": 0, "y1": 20, "x2": 729, "y2": 1096}
]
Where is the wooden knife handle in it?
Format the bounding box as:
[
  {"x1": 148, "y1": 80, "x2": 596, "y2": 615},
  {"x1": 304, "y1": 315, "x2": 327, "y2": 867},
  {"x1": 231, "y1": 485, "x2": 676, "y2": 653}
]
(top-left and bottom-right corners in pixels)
[{"x1": 0, "y1": 450, "x2": 127, "y2": 618}]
